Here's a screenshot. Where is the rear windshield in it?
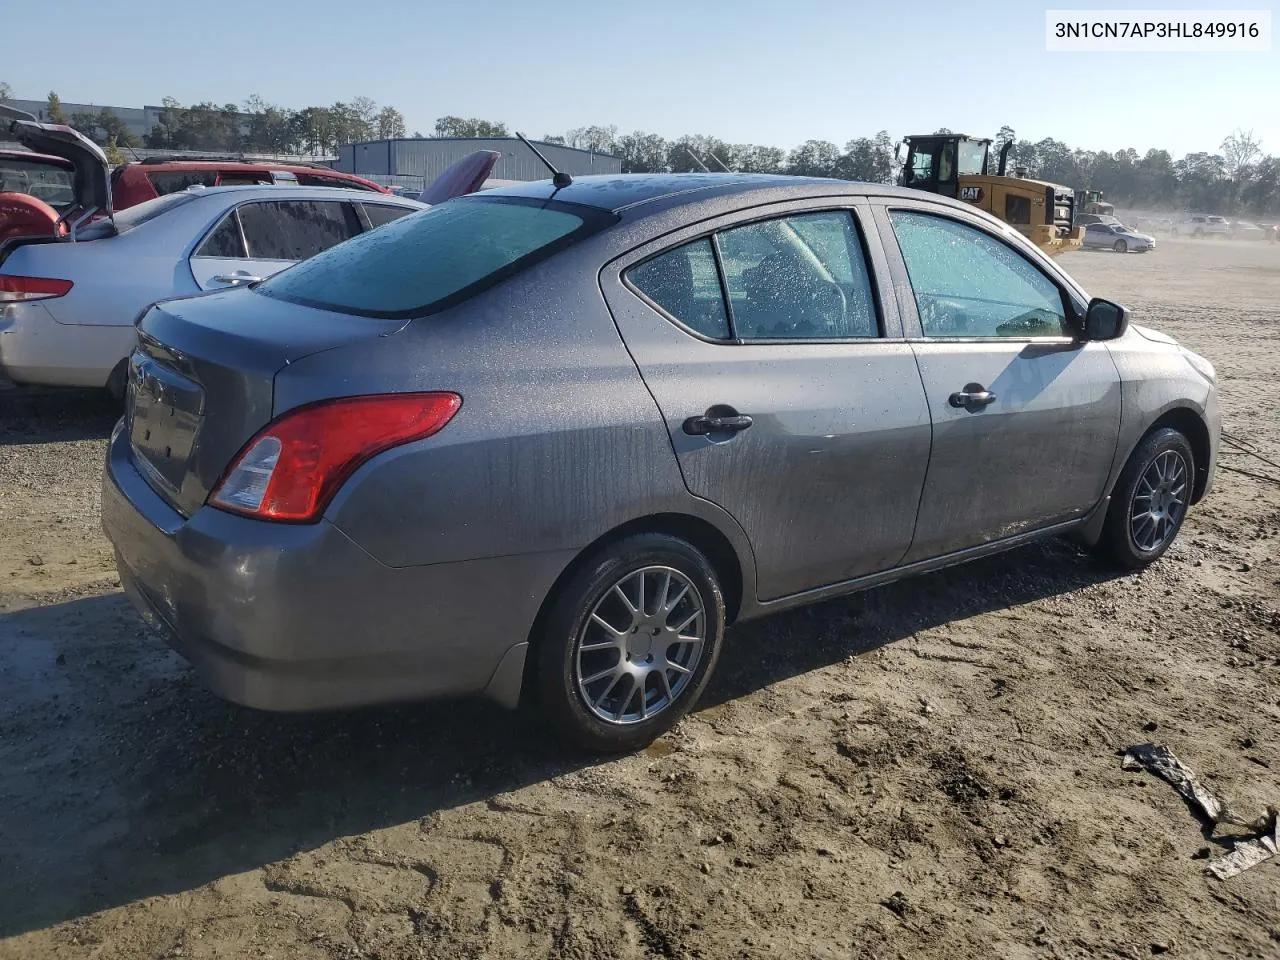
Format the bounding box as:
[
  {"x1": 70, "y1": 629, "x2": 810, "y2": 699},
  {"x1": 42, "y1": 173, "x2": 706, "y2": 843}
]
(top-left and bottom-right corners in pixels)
[
  {"x1": 0, "y1": 157, "x2": 75, "y2": 210},
  {"x1": 254, "y1": 195, "x2": 615, "y2": 319},
  {"x1": 78, "y1": 190, "x2": 200, "y2": 240}
]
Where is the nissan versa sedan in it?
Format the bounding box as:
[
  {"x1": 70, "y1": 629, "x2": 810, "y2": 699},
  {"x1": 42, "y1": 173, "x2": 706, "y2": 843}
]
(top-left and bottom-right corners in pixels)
[{"x1": 102, "y1": 174, "x2": 1220, "y2": 752}]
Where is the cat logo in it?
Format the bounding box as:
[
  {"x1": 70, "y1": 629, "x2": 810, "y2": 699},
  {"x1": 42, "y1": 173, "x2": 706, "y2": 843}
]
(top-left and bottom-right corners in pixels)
[{"x1": 959, "y1": 185, "x2": 984, "y2": 203}]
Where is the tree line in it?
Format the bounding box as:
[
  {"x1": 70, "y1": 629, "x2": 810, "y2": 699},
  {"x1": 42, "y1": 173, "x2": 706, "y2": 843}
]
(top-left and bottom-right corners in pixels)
[
  {"x1": 3, "y1": 82, "x2": 1275, "y2": 217},
  {"x1": 547, "y1": 122, "x2": 1278, "y2": 218}
]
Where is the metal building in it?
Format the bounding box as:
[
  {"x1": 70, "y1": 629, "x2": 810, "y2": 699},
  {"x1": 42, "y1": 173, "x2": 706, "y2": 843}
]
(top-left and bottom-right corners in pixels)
[
  {"x1": 334, "y1": 137, "x2": 622, "y2": 184},
  {"x1": 6, "y1": 98, "x2": 168, "y2": 141}
]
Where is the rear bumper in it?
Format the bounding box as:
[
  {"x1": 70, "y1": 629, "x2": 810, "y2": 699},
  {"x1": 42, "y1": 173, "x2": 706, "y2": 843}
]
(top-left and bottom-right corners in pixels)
[
  {"x1": 101, "y1": 422, "x2": 570, "y2": 711},
  {"x1": 0, "y1": 303, "x2": 134, "y2": 389}
]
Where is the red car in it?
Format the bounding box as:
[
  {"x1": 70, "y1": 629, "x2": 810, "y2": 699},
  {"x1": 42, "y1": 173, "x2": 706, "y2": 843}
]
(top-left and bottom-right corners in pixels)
[
  {"x1": 109, "y1": 159, "x2": 390, "y2": 209},
  {"x1": 0, "y1": 112, "x2": 107, "y2": 246}
]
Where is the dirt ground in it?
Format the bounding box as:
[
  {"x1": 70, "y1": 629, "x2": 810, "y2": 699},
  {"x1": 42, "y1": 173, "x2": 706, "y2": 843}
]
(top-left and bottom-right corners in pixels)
[{"x1": 2, "y1": 237, "x2": 1279, "y2": 960}]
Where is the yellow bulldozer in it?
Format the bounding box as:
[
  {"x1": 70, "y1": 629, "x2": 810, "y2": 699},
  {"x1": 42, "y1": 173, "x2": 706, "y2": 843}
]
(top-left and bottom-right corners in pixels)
[{"x1": 898, "y1": 134, "x2": 1083, "y2": 256}]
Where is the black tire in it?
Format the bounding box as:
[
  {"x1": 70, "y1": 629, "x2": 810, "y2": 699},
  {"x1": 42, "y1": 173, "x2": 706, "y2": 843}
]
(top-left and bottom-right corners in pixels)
[
  {"x1": 105, "y1": 358, "x2": 129, "y2": 403},
  {"x1": 1114, "y1": 240, "x2": 1127, "y2": 253},
  {"x1": 1095, "y1": 427, "x2": 1195, "y2": 570},
  {"x1": 533, "y1": 533, "x2": 726, "y2": 752}
]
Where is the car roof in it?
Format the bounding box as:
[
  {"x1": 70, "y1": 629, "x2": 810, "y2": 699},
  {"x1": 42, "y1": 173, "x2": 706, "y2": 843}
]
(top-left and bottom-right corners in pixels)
[
  {"x1": 176, "y1": 184, "x2": 421, "y2": 203},
  {"x1": 481, "y1": 172, "x2": 951, "y2": 215},
  {"x1": 121, "y1": 160, "x2": 366, "y2": 175}
]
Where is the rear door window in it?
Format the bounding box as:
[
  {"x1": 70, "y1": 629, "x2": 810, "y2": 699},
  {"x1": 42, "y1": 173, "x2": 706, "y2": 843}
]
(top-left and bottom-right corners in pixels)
[
  {"x1": 256, "y1": 196, "x2": 612, "y2": 318},
  {"x1": 718, "y1": 211, "x2": 879, "y2": 339},
  {"x1": 237, "y1": 200, "x2": 363, "y2": 261},
  {"x1": 217, "y1": 170, "x2": 271, "y2": 186},
  {"x1": 148, "y1": 171, "x2": 218, "y2": 195}
]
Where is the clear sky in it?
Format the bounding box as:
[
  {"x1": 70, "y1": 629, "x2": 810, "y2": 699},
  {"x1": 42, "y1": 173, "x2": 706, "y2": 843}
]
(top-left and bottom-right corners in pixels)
[{"x1": 2, "y1": 0, "x2": 1275, "y2": 158}]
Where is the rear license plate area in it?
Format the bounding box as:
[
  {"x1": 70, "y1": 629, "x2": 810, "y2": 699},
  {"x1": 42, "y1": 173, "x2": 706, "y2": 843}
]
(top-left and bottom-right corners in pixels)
[{"x1": 127, "y1": 351, "x2": 205, "y2": 495}]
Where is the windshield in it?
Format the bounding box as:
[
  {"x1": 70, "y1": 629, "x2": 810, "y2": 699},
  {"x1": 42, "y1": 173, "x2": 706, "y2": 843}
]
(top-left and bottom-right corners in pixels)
[
  {"x1": 0, "y1": 156, "x2": 75, "y2": 211},
  {"x1": 255, "y1": 195, "x2": 616, "y2": 319},
  {"x1": 957, "y1": 140, "x2": 988, "y2": 176}
]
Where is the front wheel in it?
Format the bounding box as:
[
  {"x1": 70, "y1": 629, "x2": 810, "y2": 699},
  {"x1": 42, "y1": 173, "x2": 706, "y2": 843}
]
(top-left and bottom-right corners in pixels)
[
  {"x1": 533, "y1": 534, "x2": 726, "y2": 752},
  {"x1": 1096, "y1": 428, "x2": 1195, "y2": 569},
  {"x1": 1114, "y1": 240, "x2": 1128, "y2": 253}
]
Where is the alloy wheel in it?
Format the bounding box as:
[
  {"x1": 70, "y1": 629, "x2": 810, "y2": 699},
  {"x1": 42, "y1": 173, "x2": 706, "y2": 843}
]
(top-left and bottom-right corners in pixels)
[
  {"x1": 1129, "y1": 450, "x2": 1189, "y2": 552},
  {"x1": 574, "y1": 566, "x2": 706, "y2": 725}
]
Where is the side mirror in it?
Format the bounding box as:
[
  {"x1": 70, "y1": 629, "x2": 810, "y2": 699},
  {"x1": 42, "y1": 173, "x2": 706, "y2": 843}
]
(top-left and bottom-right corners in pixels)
[{"x1": 1083, "y1": 297, "x2": 1128, "y2": 341}]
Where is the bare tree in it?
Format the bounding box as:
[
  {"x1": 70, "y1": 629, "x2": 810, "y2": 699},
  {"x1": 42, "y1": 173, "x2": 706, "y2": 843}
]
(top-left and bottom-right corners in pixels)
[
  {"x1": 1221, "y1": 129, "x2": 1262, "y2": 179},
  {"x1": 0, "y1": 81, "x2": 12, "y2": 102},
  {"x1": 377, "y1": 106, "x2": 406, "y2": 139},
  {"x1": 351, "y1": 96, "x2": 380, "y2": 140}
]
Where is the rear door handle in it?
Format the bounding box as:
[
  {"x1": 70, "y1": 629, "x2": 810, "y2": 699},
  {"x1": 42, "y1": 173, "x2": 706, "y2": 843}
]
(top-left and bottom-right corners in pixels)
[
  {"x1": 212, "y1": 273, "x2": 263, "y2": 285},
  {"x1": 683, "y1": 414, "x2": 754, "y2": 436},
  {"x1": 949, "y1": 384, "x2": 997, "y2": 409}
]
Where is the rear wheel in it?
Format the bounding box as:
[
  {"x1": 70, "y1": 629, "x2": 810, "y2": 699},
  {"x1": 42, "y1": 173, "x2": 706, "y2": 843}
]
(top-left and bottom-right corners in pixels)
[
  {"x1": 105, "y1": 358, "x2": 129, "y2": 403},
  {"x1": 533, "y1": 534, "x2": 726, "y2": 752},
  {"x1": 1096, "y1": 428, "x2": 1194, "y2": 569},
  {"x1": 1114, "y1": 240, "x2": 1128, "y2": 253}
]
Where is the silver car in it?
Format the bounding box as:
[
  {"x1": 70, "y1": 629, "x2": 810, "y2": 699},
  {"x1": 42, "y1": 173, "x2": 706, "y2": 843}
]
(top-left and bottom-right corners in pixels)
[
  {"x1": 0, "y1": 115, "x2": 496, "y2": 394},
  {"x1": 1082, "y1": 222, "x2": 1155, "y2": 253},
  {"x1": 102, "y1": 174, "x2": 1219, "y2": 752},
  {"x1": 0, "y1": 184, "x2": 424, "y2": 394}
]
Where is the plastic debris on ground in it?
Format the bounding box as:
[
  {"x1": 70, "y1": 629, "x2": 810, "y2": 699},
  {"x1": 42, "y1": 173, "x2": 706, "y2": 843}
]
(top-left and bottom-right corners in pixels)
[{"x1": 1121, "y1": 742, "x2": 1278, "y2": 880}]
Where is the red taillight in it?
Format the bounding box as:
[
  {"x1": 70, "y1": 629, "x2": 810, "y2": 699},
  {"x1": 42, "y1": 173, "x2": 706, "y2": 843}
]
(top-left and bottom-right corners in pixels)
[
  {"x1": 209, "y1": 392, "x2": 462, "y2": 523},
  {"x1": 0, "y1": 275, "x2": 74, "y2": 303}
]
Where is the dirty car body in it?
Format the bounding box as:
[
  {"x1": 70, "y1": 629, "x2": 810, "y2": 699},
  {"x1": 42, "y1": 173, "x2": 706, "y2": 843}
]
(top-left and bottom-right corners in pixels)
[{"x1": 101, "y1": 174, "x2": 1219, "y2": 748}]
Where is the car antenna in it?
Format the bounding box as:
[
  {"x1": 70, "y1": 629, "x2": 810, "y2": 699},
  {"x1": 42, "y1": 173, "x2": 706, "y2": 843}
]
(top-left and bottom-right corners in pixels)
[
  {"x1": 685, "y1": 148, "x2": 710, "y2": 172},
  {"x1": 516, "y1": 132, "x2": 572, "y2": 189},
  {"x1": 707, "y1": 152, "x2": 733, "y2": 173}
]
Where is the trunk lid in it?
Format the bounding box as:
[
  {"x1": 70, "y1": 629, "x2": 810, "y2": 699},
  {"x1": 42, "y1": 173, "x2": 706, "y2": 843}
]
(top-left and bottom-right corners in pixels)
[
  {"x1": 2, "y1": 106, "x2": 112, "y2": 222},
  {"x1": 128, "y1": 289, "x2": 409, "y2": 515},
  {"x1": 417, "y1": 150, "x2": 501, "y2": 204}
]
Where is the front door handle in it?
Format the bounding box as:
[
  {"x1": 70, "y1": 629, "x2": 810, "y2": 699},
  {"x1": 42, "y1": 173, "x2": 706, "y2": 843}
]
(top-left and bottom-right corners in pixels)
[
  {"x1": 212, "y1": 273, "x2": 263, "y2": 285},
  {"x1": 683, "y1": 414, "x2": 754, "y2": 436},
  {"x1": 949, "y1": 384, "x2": 998, "y2": 409}
]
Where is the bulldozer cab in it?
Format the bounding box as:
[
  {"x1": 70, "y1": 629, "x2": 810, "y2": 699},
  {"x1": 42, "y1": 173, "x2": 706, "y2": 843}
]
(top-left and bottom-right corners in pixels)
[
  {"x1": 899, "y1": 133, "x2": 1082, "y2": 257},
  {"x1": 901, "y1": 135, "x2": 992, "y2": 198},
  {"x1": 1083, "y1": 190, "x2": 1114, "y2": 216}
]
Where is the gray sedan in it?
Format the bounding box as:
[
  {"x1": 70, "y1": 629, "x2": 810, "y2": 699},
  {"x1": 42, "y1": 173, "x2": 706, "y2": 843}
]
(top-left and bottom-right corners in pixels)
[
  {"x1": 1082, "y1": 222, "x2": 1156, "y2": 253},
  {"x1": 102, "y1": 174, "x2": 1219, "y2": 752}
]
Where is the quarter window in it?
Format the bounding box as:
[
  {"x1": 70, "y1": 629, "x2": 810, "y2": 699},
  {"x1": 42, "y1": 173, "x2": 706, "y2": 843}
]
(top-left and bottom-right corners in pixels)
[
  {"x1": 627, "y1": 239, "x2": 730, "y2": 339},
  {"x1": 237, "y1": 200, "x2": 363, "y2": 261},
  {"x1": 889, "y1": 210, "x2": 1069, "y2": 339},
  {"x1": 362, "y1": 203, "x2": 415, "y2": 229},
  {"x1": 195, "y1": 213, "x2": 246, "y2": 258},
  {"x1": 718, "y1": 212, "x2": 878, "y2": 339}
]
